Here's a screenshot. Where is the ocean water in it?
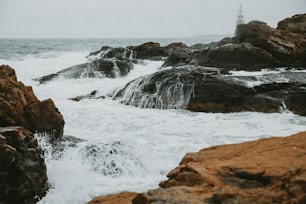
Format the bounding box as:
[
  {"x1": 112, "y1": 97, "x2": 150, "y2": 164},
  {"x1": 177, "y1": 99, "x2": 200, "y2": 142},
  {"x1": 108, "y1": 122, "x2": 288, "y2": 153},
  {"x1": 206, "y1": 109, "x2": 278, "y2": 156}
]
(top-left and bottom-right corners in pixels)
[{"x1": 0, "y1": 38, "x2": 305, "y2": 203}]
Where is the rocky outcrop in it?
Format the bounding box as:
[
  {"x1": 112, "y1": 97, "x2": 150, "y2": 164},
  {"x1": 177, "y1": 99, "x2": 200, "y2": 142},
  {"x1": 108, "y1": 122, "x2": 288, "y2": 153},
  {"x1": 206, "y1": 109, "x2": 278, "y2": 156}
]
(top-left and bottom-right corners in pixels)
[
  {"x1": 114, "y1": 65, "x2": 306, "y2": 115},
  {"x1": 190, "y1": 19, "x2": 306, "y2": 70},
  {"x1": 0, "y1": 126, "x2": 48, "y2": 203},
  {"x1": 278, "y1": 14, "x2": 306, "y2": 37},
  {"x1": 128, "y1": 42, "x2": 189, "y2": 61},
  {"x1": 89, "y1": 131, "x2": 306, "y2": 204},
  {"x1": 36, "y1": 59, "x2": 133, "y2": 84},
  {"x1": 0, "y1": 65, "x2": 64, "y2": 140}
]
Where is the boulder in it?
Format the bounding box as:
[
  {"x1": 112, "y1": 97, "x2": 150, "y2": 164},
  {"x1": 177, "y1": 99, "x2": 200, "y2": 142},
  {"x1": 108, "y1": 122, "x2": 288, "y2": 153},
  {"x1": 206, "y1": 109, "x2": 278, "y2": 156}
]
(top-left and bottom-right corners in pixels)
[
  {"x1": 88, "y1": 46, "x2": 135, "y2": 61},
  {"x1": 36, "y1": 59, "x2": 133, "y2": 84},
  {"x1": 190, "y1": 42, "x2": 277, "y2": 70},
  {"x1": 162, "y1": 49, "x2": 191, "y2": 67},
  {"x1": 115, "y1": 66, "x2": 306, "y2": 115},
  {"x1": 129, "y1": 42, "x2": 168, "y2": 60},
  {"x1": 0, "y1": 126, "x2": 48, "y2": 203},
  {"x1": 89, "y1": 131, "x2": 306, "y2": 204},
  {"x1": 277, "y1": 14, "x2": 306, "y2": 37},
  {"x1": 0, "y1": 65, "x2": 64, "y2": 140}
]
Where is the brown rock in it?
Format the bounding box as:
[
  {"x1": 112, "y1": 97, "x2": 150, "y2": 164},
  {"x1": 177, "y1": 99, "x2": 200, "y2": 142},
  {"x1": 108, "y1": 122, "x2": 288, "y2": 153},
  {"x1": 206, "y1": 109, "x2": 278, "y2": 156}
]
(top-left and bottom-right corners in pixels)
[
  {"x1": 0, "y1": 126, "x2": 48, "y2": 203},
  {"x1": 88, "y1": 192, "x2": 137, "y2": 204},
  {"x1": 278, "y1": 14, "x2": 306, "y2": 37},
  {"x1": 0, "y1": 65, "x2": 64, "y2": 140},
  {"x1": 90, "y1": 131, "x2": 306, "y2": 204}
]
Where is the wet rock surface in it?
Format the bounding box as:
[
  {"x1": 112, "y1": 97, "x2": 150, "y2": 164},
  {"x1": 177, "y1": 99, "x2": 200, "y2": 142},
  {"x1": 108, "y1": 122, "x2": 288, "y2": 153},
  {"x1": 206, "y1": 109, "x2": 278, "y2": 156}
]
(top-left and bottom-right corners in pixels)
[
  {"x1": 0, "y1": 65, "x2": 64, "y2": 140},
  {"x1": 0, "y1": 126, "x2": 48, "y2": 203},
  {"x1": 36, "y1": 59, "x2": 133, "y2": 84},
  {"x1": 114, "y1": 65, "x2": 306, "y2": 115},
  {"x1": 89, "y1": 131, "x2": 306, "y2": 204}
]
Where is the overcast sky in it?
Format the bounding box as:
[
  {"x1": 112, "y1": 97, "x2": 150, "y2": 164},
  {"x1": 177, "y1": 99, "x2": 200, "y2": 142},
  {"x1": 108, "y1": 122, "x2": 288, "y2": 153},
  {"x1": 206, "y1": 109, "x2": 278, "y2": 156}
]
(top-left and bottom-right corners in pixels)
[{"x1": 0, "y1": 0, "x2": 305, "y2": 38}]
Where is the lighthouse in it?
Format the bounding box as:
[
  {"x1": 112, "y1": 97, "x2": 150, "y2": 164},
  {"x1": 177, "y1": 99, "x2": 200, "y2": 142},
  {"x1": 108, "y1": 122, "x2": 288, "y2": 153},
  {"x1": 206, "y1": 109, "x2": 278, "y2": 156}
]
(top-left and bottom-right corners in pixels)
[
  {"x1": 235, "y1": 4, "x2": 245, "y2": 36},
  {"x1": 236, "y1": 4, "x2": 245, "y2": 26}
]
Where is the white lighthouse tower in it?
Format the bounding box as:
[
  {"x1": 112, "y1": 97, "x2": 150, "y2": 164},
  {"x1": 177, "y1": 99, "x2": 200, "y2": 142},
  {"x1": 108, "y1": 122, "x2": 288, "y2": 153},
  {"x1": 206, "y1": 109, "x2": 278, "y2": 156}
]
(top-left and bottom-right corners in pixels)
[
  {"x1": 235, "y1": 4, "x2": 245, "y2": 36},
  {"x1": 236, "y1": 4, "x2": 245, "y2": 26}
]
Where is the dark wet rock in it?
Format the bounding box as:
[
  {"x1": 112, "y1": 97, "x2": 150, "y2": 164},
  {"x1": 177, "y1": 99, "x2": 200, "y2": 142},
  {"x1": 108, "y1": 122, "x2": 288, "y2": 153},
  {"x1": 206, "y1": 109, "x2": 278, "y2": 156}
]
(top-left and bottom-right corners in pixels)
[
  {"x1": 129, "y1": 42, "x2": 168, "y2": 60},
  {"x1": 277, "y1": 14, "x2": 306, "y2": 37},
  {"x1": 88, "y1": 46, "x2": 136, "y2": 61},
  {"x1": 165, "y1": 42, "x2": 189, "y2": 50},
  {"x1": 69, "y1": 90, "x2": 106, "y2": 102},
  {"x1": 89, "y1": 131, "x2": 306, "y2": 204},
  {"x1": 191, "y1": 42, "x2": 277, "y2": 70},
  {"x1": 0, "y1": 65, "x2": 64, "y2": 140},
  {"x1": 0, "y1": 127, "x2": 48, "y2": 203},
  {"x1": 162, "y1": 49, "x2": 191, "y2": 67},
  {"x1": 36, "y1": 59, "x2": 133, "y2": 84},
  {"x1": 127, "y1": 42, "x2": 189, "y2": 61},
  {"x1": 115, "y1": 65, "x2": 306, "y2": 115}
]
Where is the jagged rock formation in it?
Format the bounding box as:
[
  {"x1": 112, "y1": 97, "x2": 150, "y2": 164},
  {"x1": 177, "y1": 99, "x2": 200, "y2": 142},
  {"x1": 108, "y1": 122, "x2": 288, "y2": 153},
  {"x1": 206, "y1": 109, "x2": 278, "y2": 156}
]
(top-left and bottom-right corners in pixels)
[
  {"x1": 0, "y1": 65, "x2": 64, "y2": 140},
  {"x1": 114, "y1": 66, "x2": 306, "y2": 116},
  {"x1": 0, "y1": 127, "x2": 48, "y2": 203},
  {"x1": 88, "y1": 131, "x2": 306, "y2": 204}
]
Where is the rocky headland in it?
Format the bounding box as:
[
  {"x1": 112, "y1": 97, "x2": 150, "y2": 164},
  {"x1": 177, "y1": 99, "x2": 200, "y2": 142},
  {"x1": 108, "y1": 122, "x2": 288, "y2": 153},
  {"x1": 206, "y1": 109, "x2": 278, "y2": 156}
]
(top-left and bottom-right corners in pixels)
[{"x1": 89, "y1": 131, "x2": 306, "y2": 204}]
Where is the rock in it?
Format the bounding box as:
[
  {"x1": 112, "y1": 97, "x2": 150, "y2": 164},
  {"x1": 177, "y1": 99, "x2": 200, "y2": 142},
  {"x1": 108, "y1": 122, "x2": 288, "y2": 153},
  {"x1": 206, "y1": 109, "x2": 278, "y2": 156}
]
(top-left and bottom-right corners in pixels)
[
  {"x1": 88, "y1": 46, "x2": 136, "y2": 61},
  {"x1": 189, "y1": 18, "x2": 306, "y2": 70},
  {"x1": 277, "y1": 14, "x2": 306, "y2": 37},
  {"x1": 0, "y1": 65, "x2": 64, "y2": 140},
  {"x1": 115, "y1": 66, "x2": 306, "y2": 114},
  {"x1": 36, "y1": 59, "x2": 133, "y2": 84},
  {"x1": 88, "y1": 192, "x2": 137, "y2": 204},
  {"x1": 0, "y1": 126, "x2": 48, "y2": 203},
  {"x1": 25, "y1": 99, "x2": 65, "y2": 139},
  {"x1": 236, "y1": 21, "x2": 306, "y2": 66},
  {"x1": 162, "y1": 49, "x2": 191, "y2": 67},
  {"x1": 191, "y1": 42, "x2": 277, "y2": 70},
  {"x1": 69, "y1": 90, "x2": 105, "y2": 102},
  {"x1": 129, "y1": 42, "x2": 168, "y2": 60},
  {"x1": 165, "y1": 42, "x2": 189, "y2": 50},
  {"x1": 90, "y1": 131, "x2": 306, "y2": 203}
]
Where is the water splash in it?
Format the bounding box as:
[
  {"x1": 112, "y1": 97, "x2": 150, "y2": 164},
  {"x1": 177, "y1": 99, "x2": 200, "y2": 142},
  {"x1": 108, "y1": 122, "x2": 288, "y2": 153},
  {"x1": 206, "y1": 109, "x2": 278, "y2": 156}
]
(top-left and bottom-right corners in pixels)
[{"x1": 116, "y1": 70, "x2": 195, "y2": 109}]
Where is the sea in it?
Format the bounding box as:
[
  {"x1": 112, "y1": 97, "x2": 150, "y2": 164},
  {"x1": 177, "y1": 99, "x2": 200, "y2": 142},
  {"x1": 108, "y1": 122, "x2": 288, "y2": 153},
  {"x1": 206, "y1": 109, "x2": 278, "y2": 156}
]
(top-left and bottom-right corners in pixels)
[{"x1": 0, "y1": 37, "x2": 305, "y2": 203}]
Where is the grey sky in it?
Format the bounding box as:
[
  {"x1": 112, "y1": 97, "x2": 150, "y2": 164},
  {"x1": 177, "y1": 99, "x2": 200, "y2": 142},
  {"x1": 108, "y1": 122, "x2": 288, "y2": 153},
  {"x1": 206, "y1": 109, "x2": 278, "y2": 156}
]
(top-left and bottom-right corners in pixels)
[{"x1": 0, "y1": 0, "x2": 305, "y2": 38}]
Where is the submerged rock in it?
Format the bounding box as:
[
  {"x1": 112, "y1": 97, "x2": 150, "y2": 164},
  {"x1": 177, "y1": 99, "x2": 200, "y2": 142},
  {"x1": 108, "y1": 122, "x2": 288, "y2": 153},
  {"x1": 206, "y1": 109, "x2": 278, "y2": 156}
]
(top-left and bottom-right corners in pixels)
[
  {"x1": 114, "y1": 65, "x2": 306, "y2": 115},
  {"x1": 69, "y1": 90, "x2": 105, "y2": 102},
  {"x1": 36, "y1": 59, "x2": 133, "y2": 84},
  {"x1": 79, "y1": 142, "x2": 142, "y2": 177},
  {"x1": 0, "y1": 65, "x2": 64, "y2": 140},
  {"x1": 0, "y1": 126, "x2": 48, "y2": 203},
  {"x1": 89, "y1": 131, "x2": 306, "y2": 204}
]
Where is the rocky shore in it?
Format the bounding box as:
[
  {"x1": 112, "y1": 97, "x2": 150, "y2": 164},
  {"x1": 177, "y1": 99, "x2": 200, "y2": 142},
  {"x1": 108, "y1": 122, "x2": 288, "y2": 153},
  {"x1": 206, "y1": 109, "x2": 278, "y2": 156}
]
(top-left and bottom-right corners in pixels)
[
  {"x1": 89, "y1": 131, "x2": 306, "y2": 204},
  {"x1": 1, "y1": 13, "x2": 306, "y2": 204},
  {"x1": 0, "y1": 65, "x2": 65, "y2": 203}
]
